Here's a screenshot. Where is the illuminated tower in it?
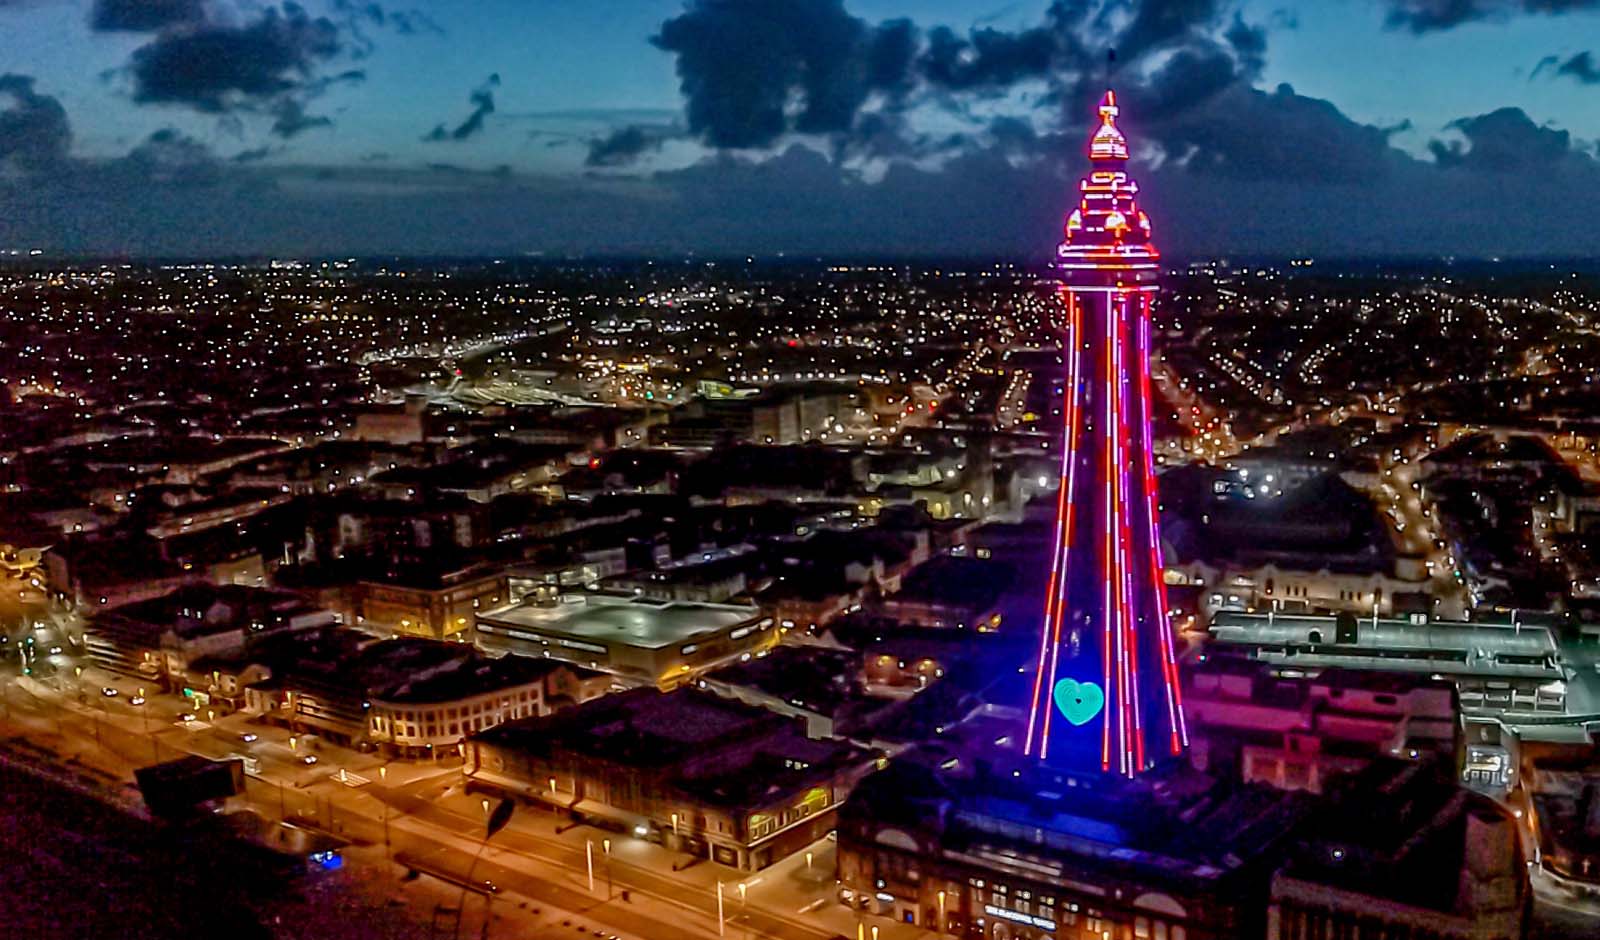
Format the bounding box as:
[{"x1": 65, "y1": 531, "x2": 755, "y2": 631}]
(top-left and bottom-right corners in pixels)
[{"x1": 1024, "y1": 91, "x2": 1188, "y2": 777}]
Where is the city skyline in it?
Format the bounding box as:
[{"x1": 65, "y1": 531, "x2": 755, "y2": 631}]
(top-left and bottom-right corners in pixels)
[
  {"x1": 4, "y1": 4, "x2": 1600, "y2": 940},
  {"x1": 2, "y1": 1, "x2": 1600, "y2": 257}
]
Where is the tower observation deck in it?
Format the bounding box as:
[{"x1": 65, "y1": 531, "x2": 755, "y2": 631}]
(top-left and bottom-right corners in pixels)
[{"x1": 1024, "y1": 91, "x2": 1188, "y2": 777}]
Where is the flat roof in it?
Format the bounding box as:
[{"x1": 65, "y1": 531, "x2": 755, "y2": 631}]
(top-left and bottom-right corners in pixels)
[
  {"x1": 479, "y1": 592, "x2": 760, "y2": 650},
  {"x1": 475, "y1": 687, "x2": 772, "y2": 767},
  {"x1": 1210, "y1": 612, "x2": 1559, "y2": 656}
]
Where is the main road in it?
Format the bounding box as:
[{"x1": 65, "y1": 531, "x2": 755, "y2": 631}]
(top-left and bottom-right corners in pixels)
[{"x1": 1, "y1": 664, "x2": 885, "y2": 940}]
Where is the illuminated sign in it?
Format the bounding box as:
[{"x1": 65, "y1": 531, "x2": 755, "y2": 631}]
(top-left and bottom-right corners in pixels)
[{"x1": 984, "y1": 905, "x2": 1057, "y2": 931}]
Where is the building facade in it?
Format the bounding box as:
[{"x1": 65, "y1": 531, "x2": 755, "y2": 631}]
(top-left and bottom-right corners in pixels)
[{"x1": 465, "y1": 687, "x2": 876, "y2": 870}]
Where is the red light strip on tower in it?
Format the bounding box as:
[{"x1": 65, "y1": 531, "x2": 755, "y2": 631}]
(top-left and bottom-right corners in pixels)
[
  {"x1": 1026, "y1": 290, "x2": 1083, "y2": 761},
  {"x1": 1102, "y1": 289, "x2": 1117, "y2": 772},
  {"x1": 1116, "y1": 289, "x2": 1146, "y2": 774}
]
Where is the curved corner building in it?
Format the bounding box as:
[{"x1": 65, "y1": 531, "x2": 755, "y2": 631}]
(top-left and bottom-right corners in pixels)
[{"x1": 1024, "y1": 91, "x2": 1188, "y2": 777}]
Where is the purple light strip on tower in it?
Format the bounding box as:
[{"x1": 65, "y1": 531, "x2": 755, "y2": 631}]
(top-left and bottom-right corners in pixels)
[
  {"x1": 1137, "y1": 298, "x2": 1189, "y2": 750},
  {"x1": 1102, "y1": 291, "x2": 1117, "y2": 772}
]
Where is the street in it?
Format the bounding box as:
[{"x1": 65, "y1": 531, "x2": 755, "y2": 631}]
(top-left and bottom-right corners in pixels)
[{"x1": 0, "y1": 657, "x2": 922, "y2": 940}]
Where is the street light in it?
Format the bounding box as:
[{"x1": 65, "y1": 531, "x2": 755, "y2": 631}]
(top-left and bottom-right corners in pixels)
[{"x1": 377, "y1": 765, "x2": 390, "y2": 856}]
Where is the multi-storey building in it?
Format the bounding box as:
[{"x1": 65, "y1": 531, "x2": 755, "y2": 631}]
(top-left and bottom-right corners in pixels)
[{"x1": 465, "y1": 686, "x2": 876, "y2": 869}]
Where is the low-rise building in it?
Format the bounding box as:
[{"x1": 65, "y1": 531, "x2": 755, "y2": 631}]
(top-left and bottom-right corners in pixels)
[
  {"x1": 355, "y1": 563, "x2": 508, "y2": 640},
  {"x1": 238, "y1": 628, "x2": 604, "y2": 756},
  {"x1": 1184, "y1": 654, "x2": 1460, "y2": 793},
  {"x1": 1526, "y1": 761, "x2": 1600, "y2": 899},
  {"x1": 872, "y1": 555, "x2": 1013, "y2": 631},
  {"x1": 475, "y1": 590, "x2": 773, "y2": 688},
  {"x1": 465, "y1": 686, "x2": 877, "y2": 869},
  {"x1": 84, "y1": 583, "x2": 336, "y2": 685},
  {"x1": 698, "y1": 644, "x2": 894, "y2": 739},
  {"x1": 1206, "y1": 610, "x2": 1568, "y2": 717}
]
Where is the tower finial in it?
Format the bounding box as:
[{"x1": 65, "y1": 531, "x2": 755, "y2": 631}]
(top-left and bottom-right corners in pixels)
[{"x1": 1089, "y1": 89, "x2": 1128, "y2": 163}]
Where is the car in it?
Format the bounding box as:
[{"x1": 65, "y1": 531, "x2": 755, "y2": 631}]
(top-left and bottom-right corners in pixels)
[
  {"x1": 101, "y1": 687, "x2": 119, "y2": 697},
  {"x1": 301, "y1": 754, "x2": 319, "y2": 765},
  {"x1": 239, "y1": 732, "x2": 258, "y2": 743},
  {"x1": 176, "y1": 712, "x2": 196, "y2": 723},
  {"x1": 129, "y1": 695, "x2": 146, "y2": 706}
]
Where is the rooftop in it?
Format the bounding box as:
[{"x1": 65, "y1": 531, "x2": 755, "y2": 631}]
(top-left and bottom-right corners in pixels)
[
  {"x1": 479, "y1": 591, "x2": 760, "y2": 650},
  {"x1": 475, "y1": 686, "x2": 774, "y2": 768}
]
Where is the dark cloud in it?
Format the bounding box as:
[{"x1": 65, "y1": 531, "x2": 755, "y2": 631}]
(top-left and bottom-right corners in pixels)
[
  {"x1": 1224, "y1": 13, "x2": 1268, "y2": 77},
  {"x1": 1538, "y1": 50, "x2": 1600, "y2": 83},
  {"x1": 1383, "y1": 1, "x2": 1600, "y2": 33},
  {"x1": 332, "y1": 1, "x2": 444, "y2": 36},
  {"x1": 653, "y1": 0, "x2": 918, "y2": 149},
  {"x1": 425, "y1": 74, "x2": 499, "y2": 143},
  {"x1": 232, "y1": 146, "x2": 277, "y2": 163},
  {"x1": 107, "y1": 3, "x2": 362, "y2": 139},
  {"x1": 126, "y1": 6, "x2": 342, "y2": 111},
  {"x1": 649, "y1": 0, "x2": 1267, "y2": 166},
  {"x1": 1429, "y1": 107, "x2": 1582, "y2": 171},
  {"x1": 1109, "y1": 0, "x2": 1229, "y2": 62},
  {"x1": 270, "y1": 98, "x2": 333, "y2": 137},
  {"x1": 1125, "y1": 37, "x2": 1248, "y2": 121},
  {"x1": 4, "y1": 123, "x2": 1600, "y2": 261},
  {"x1": 867, "y1": 19, "x2": 919, "y2": 95},
  {"x1": 918, "y1": 25, "x2": 1062, "y2": 91},
  {"x1": 0, "y1": 73, "x2": 70, "y2": 174},
  {"x1": 1530, "y1": 53, "x2": 1561, "y2": 77},
  {"x1": 1137, "y1": 83, "x2": 1402, "y2": 183},
  {"x1": 120, "y1": 128, "x2": 223, "y2": 185},
  {"x1": 987, "y1": 115, "x2": 1039, "y2": 149},
  {"x1": 90, "y1": 0, "x2": 206, "y2": 32},
  {"x1": 585, "y1": 124, "x2": 679, "y2": 167}
]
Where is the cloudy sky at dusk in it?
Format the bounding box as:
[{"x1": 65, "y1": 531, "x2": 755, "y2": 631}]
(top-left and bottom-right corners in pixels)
[{"x1": 3, "y1": 0, "x2": 1600, "y2": 258}]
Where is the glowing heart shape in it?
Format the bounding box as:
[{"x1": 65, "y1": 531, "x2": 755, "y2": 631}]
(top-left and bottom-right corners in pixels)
[{"x1": 1052, "y1": 678, "x2": 1105, "y2": 727}]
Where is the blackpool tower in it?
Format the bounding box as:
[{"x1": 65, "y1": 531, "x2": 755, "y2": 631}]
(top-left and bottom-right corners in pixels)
[{"x1": 1023, "y1": 91, "x2": 1188, "y2": 777}]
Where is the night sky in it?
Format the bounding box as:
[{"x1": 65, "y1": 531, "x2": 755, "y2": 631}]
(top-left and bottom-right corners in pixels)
[{"x1": 2, "y1": 0, "x2": 1600, "y2": 259}]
